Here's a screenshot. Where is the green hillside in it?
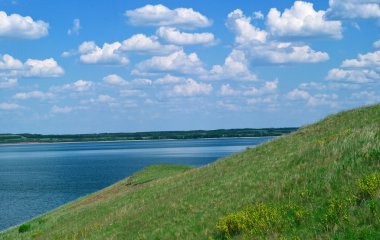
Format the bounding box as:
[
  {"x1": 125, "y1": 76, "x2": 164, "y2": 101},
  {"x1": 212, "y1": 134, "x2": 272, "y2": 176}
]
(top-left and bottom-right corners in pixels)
[{"x1": 1, "y1": 104, "x2": 379, "y2": 239}]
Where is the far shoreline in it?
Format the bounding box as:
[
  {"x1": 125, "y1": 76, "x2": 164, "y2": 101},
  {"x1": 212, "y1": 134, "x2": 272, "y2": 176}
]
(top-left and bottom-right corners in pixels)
[{"x1": 0, "y1": 136, "x2": 276, "y2": 146}]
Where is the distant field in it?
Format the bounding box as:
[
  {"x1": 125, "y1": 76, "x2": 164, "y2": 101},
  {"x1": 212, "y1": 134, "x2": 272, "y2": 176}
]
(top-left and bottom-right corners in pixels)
[{"x1": 0, "y1": 128, "x2": 297, "y2": 144}]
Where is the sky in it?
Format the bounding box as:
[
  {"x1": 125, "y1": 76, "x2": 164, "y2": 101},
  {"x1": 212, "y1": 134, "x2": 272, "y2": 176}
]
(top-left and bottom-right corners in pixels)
[{"x1": 0, "y1": 0, "x2": 379, "y2": 134}]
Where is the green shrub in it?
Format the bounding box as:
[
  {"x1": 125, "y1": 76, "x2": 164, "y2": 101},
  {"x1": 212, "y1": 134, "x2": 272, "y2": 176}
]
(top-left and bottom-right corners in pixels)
[
  {"x1": 18, "y1": 224, "x2": 31, "y2": 233},
  {"x1": 216, "y1": 203, "x2": 282, "y2": 238},
  {"x1": 357, "y1": 173, "x2": 380, "y2": 201}
]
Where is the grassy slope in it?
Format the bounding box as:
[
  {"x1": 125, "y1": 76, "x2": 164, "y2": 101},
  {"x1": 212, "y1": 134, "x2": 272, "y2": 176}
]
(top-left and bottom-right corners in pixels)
[{"x1": 1, "y1": 104, "x2": 380, "y2": 239}]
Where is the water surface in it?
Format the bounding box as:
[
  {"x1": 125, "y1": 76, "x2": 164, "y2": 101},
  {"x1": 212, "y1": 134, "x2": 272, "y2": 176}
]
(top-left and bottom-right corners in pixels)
[{"x1": 0, "y1": 137, "x2": 272, "y2": 231}]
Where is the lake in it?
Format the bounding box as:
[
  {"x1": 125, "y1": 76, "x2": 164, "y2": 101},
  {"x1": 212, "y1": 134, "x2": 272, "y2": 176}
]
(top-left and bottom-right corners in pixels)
[{"x1": 0, "y1": 137, "x2": 272, "y2": 231}]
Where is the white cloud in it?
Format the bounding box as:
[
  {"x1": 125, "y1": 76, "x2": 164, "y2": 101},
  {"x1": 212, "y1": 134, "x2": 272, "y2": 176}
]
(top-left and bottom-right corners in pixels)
[
  {"x1": 247, "y1": 95, "x2": 279, "y2": 106},
  {"x1": 374, "y1": 39, "x2": 380, "y2": 48},
  {"x1": 206, "y1": 50, "x2": 257, "y2": 81},
  {"x1": 51, "y1": 105, "x2": 72, "y2": 114},
  {"x1": 170, "y1": 78, "x2": 212, "y2": 96},
  {"x1": 327, "y1": 0, "x2": 380, "y2": 19},
  {"x1": 0, "y1": 54, "x2": 64, "y2": 78},
  {"x1": 83, "y1": 95, "x2": 117, "y2": 105},
  {"x1": 219, "y1": 84, "x2": 240, "y2": 96},
  {"x1": 154, "y1": 74, "x2": 184, "y2": 85},
  {"x1": 326, "y1": 50, "x2": 380, "y2": 83},
  {"x1": 244, "y1": 80, "x2": 278, "y2": 96},
  {"x1": 156, "y1": 27, "x2": 216, "y2": 45},
  {"x1": 22, "y1": 58, "x2": 64, "y2": 77},
  {"x1": 0, "y1": 54, "x2": 23, "y2": 70},
  {"x1": 287, "y1": 88, "x2": 311, "y2": 100},
  {"x1": 341, "y1": 50, "x2": 380, "y2": 69},
  {"x1": 67, "y1": 18, "x2": 80, "y2": 35},
  {"x1": 0, "y1": 102, "x2": 21, "y2": 110},
  {"x1": 253, "y1": 11, "x2": 264, "y2": 20},
  {"x1": 78, "y1": 41, "x2": 129, "y2": 65},
  {"x1": 226, "y1": 9, "x2": 267, "y2": 44},
  {"x1": 287, "y1": 88, "x2": 338, "y2": 107},
  {"x1": 13, "y1": 91, "x2": 53, "y2": 100},
  {"x1": 103, "y1": 74, "x2": 129, "y2": 86},
  {"x1": 226, "y1": 9, "x2": 329, "y2": 64},
  {"x1": 71, "y1": 80, "x2": 93, "y2": 91},
  {"x1": 0, "y1": 77, "x2": 17, "y2": 88},
  {"x1": 326, "y1": 68, "x2": 380, "y2": 83},
  {"x1": 52, "y1": 80, "x2": 93, "y2": 92},
  {"x1": 0, "y1": 11, "x2": 48, "y2": 39},
  {"x1": 125, "y1": 4, "x2": 212, "y2": 28},
  {"x1": 120, "y1": 34, "x2": 180, "y2": 54},
  {"x1": 245, "y1": 41, "x2": 329, "y2": 64},
  {"x1": 132, "y1": 78, "x2": 152, "y2": 86},
  {"x1": 219, "y1": 80, "x2": 278, "y2": 97},
  {"x1": 135, "y1": 50, "x2": 205, "y2": 75},
  {"x1": 267, "y1": 1, "x2": 342, "y2": 39}
]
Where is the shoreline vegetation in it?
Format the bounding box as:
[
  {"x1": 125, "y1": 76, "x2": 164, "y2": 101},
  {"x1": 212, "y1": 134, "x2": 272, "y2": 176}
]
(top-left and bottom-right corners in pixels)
[{"x1": 0, "y1": 128, "x2": 297, "y2": 145}]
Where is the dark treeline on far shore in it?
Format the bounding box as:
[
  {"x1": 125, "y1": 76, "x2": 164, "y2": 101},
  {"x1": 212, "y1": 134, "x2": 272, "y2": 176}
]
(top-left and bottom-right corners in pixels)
[{"x1": 0, "y1": 128, "x2": 298, "y2": 144}]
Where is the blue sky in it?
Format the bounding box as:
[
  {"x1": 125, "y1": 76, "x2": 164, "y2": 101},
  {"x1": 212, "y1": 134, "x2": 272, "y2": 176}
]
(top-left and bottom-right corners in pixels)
[{"x1": 0, "y1": 0, "x2": 379, "y2": 134}]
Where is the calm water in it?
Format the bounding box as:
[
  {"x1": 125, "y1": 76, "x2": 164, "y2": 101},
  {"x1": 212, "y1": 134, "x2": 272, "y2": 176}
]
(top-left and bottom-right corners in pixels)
[{"x1": 0, "y1": 137, "x2": 272, "y2": 231}]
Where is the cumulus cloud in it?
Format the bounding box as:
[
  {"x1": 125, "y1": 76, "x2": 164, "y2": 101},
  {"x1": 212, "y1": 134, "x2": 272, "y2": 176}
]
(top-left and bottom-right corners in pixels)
[
  {"x1": 52, "y1": 80, "x2": 93, "y2": 92},
  {"x1": 0, "y1": 54, "x2": 64, "y2": 78},
  {"x1": 326, "y1": 68, "x2": 380, "y2": 83},
  {"x1": 156, "y1": 27, "x2": 216, "y2": 45},
  {"x1": 326, "y1": 50, "x2": 380, "y2": 83},
  {"x1": 78, "y1": 41, "x2": 129, "y2": 65},
  {"x1": 341, "y1": 50, "x2": 380, "y2": 69},
  {"x1": 219, "y1": 80, "x2": 278, "y2": 97},
  {"x1": 0, "y1": 11, "x2": 48, "y2": 39},
  {"x1": 245, "y1": 41, "x2": 329, "y2": 64},
  {"x1": 226, "y1": 9, "x2": 329, "y2": 64},
  {"x1": 125, "y1": 4, "x2": 212, "y2": 28},
  {"x1": 67, "y1": 18, "x2": 80, "y2": 35},
  {"x1": 287, "y1": 88, "x2": 311, "y2": 100},
  {"x1": 0, "y1": 54, "x2": 23, "y2": 70},
  {"x1": 287, "y1": 88, "x2": 338, "y2": 107},
  {"x1": 327, "y1": 0, "x2": 380, "y2": 19},
  {"x1": 244, "y1": 80, "x2": 278, "y2": 96},
  {"x1": 154, "y1": 74, "x2": 184, "y2": 85},
  {"x1": 22, "y1": 58, "x2": 64, "y2": 77},
  {"x1": 226, "y1": 9, "x2": 267, "y2": 44},
  {"x1": 206, "y1": 50, "x2": 257, "y2": 81},
  {"x1": 103, "y1": 74, "x2": 129, "y2": 86},
  {"x1": 169, "y1": 78, "x2": 212, "y2": 97},
  {"x1": 0, "y1": 102, "x2": 21, "y2": 110},
  {"x1": 13, "y1": 91, "x2": 54, "y2": 100},
  {"x1": 219, "y1": 84, "x2": 241, "y2": 96},
  {"x1": 120, "y1": 34, "x2": 180, "y2": 54},
  {"x1": 135, "y1": 50, "x2": 206, "y2": 75},
  {"x1": 267, "y1": 1, "x2": 342, "y2": 39}
]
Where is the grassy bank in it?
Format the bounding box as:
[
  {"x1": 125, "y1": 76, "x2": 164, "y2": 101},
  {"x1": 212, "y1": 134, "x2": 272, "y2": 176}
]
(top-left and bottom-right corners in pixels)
[{"x1": 1, "y1": 104, "x2": 379, "y2": 239}]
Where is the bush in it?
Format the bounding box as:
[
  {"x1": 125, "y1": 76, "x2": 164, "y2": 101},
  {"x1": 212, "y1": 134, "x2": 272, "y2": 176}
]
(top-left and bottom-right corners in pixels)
[
  {"x1": 216, "y1": 203, "x2": 282, "y2": 238},
  {"x1": 18, "y1": 223, "x2": 31, "y2": 233},
  {"x1": 357, "y1": 173, "x2": 380, "y2": 202}
]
